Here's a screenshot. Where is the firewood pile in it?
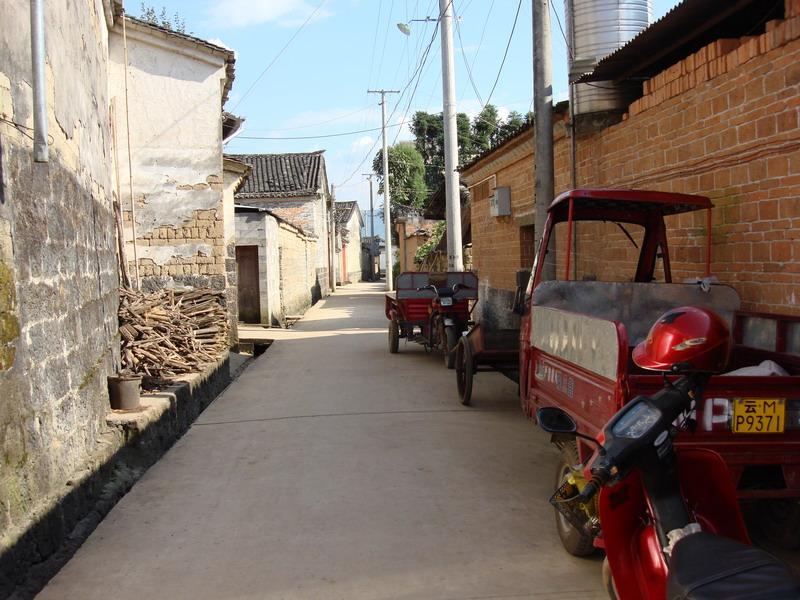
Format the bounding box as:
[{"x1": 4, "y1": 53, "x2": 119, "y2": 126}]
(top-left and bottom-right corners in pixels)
[{"x1": 119, "y1": 287, "x2": 229, "y2": 378}]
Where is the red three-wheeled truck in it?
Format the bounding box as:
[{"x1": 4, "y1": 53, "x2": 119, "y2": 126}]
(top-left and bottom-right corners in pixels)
[{"x1": 514, "y1": 190, "x2": 800, "y2": 588}]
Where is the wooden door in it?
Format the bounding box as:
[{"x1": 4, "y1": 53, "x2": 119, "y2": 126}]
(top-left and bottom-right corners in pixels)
[{"x1": 236, "y1": 246, "x2": 261, "y2": 323}]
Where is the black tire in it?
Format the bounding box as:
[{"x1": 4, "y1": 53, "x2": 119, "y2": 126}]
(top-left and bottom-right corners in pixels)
[
  {"x1": 602, "y1": 556, "x2": 618, "y2": 600},
  {"x1": 443, "y1": 326, "x2": 459, "y2": 369},
  {"x1": 455, "y1": 338, "x2": 474, "y2": 406},
  {"x1": 554, "y1": 442, "x2": 597, "y2": 557},
  {"x1": 388, "y1": 319, "x2": 399, "y2": 354},
  {"x1": 755, "y1": 498, "x2": 800, "y2": 549}
]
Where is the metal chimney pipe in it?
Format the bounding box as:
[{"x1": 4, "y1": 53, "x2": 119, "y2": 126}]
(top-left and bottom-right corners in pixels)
[{"x1": 30, "y1": 0, "x2": 49, "y2": 162}]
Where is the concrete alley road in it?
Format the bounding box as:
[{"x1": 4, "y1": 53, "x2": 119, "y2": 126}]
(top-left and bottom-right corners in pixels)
[{"x1": 38, "y1": 282, "x2": 605, "y2": 600}]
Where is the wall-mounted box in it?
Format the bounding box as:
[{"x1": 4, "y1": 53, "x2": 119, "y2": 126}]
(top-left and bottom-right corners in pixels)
[{"x1": 490, "y1": 186, "x2": 511, "y2": 217}]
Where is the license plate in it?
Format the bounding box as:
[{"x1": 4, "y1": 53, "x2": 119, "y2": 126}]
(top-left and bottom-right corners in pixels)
[{"x1": 732, "y1": 398, "x2": 786, "y2": 433}]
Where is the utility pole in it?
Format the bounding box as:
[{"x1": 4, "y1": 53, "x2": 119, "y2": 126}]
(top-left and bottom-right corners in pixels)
[
  {"x1": 330, "y1": 184, "x2": 337, "y2": 292},
  {"x1": 439, "y1": 0, "x2": 463, "y2": 271},
  {"x1": 362, "y1": 173, "x2": 376, "y2": 280},
  {"x1": 533, "y1": 0, "x2": 555, "y2": 279},
  {"x1": 368, "y1": 89, "x2": 399, "y2": 291}
]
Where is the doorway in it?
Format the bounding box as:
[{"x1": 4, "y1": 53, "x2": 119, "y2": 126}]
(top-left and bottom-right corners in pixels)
[{"x1": 236, "y1": 245, "x2": 261, "y2": 323}]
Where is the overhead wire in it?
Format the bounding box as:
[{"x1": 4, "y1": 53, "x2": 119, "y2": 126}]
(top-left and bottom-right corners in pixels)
[
  {"x1": 246, "y1": 105, "x2": 375, "y2": 133},
  {"x1": 232, "y1": 0, "x2": 328, "y2": 111},
  {"x1": 237, "y1": 121, "x2": 409, "y2": 140},
  {"x1": 367, "y1": 0, "x2": 385, "y2": 87},
  {"x1": 336, "y1": 3, "x2": 446, "y2": 187},
  {"x1": 389, "y1": 1, "x2": 448, "y2": 145},
  {"x1": 454, "y1": 4, "x2": 482, "y2": 105},
  {"x1": 481, "y1": 0, "x2": 523, "y2": 110}
]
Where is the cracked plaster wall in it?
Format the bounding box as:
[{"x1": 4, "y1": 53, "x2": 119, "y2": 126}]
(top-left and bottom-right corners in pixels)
[{"x1": 109, "y1": 22, "x2": 229, "y2": 291}]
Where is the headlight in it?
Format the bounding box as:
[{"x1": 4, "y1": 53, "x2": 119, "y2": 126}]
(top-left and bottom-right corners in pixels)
[
  {"x1": 611, "y1": 401, "x2": 663, "y2": 439},
  {"x1": 440, "y1": 297, "x2": 453, "y2": 306}
]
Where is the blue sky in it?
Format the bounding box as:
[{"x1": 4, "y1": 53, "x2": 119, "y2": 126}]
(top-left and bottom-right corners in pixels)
[{"x1": 136, "y1": 0, "x2": 681, "y2": 235}]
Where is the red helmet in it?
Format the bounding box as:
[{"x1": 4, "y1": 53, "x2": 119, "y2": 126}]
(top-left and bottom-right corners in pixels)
[{"x1": 633, "y1": 306, "x2": 731, "y2": 373}]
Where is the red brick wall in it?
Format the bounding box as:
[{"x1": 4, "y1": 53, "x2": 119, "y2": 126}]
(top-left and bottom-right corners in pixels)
[
  {"x1": 464, "y1": 7, "x2": 800, "y2": 315},
  {"x1": 467, "y1": 135, "x2": 536, "y2": 291}
]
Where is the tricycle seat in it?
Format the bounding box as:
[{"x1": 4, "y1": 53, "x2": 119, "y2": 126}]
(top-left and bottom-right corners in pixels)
[{"x1": 395, "y1": 271, "x2": 478, "y2": 301}]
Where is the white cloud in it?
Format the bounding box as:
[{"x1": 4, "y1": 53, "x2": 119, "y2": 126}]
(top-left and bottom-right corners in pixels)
[
  {"x1": 206, "y1": 0, "x2": 332, "y2": 29},
  {"x1": 350, "y1": 135, "x2": 374, "y2": 152},
  {"x1": 279, "y1": 106, "x2": 377, "y2": 131}
]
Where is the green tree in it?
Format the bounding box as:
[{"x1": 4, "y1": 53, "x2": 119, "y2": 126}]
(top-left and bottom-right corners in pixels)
[
  {"x1": 410, "y1": 110, "x2": 478, "y2": 191},
  {"x1": 493, "y1": 110, "x2": 527, "y2": 144},
  {"x1": 408, "y1": 105, "x2": 533, "y2": 194},
  {"x1": 371, "y1": 142, "x2": 428, "y2": 220},
  {"x1": 139, "y1": 2, "x2": 188, "y2": 33},
  {"x1": 472, "y1": 104, "x2": 499, "y2": 154}
]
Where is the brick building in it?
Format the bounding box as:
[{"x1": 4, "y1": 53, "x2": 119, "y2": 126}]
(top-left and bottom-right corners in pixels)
[{"x1": 461, "y1": 0, "x2": 800, "y2": 327}]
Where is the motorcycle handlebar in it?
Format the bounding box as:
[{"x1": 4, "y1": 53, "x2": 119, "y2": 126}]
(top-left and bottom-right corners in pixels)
[
  {"x1": 578, "y1": 467, "x2": 611, "y2": 503},
  {"x1": 577, "y1": 481, "x2": 599, "y2": 504}
]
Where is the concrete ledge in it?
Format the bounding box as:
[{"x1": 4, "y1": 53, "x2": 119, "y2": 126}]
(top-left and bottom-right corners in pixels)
[{"x1": 0, "y1": 356, "x2": 231, "y2": 600}]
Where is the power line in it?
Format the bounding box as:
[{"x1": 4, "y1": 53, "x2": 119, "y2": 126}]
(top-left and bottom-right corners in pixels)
[
  {"x1": 248, "y1": 105, "x2": 374, "y2": 133},
  {"x1": 337, "y1": 6, "x2": 443, "y2": 187},
  {"x1": 482, "y1": 0, "x2": 523, "y2": 110},
  {"x1": 232, "y1": 0, "x2": 328, "y2": 111},
  {"x1": 454, "y1": 4, "x2": 482, "y2": 105},
  {"x1": 390, "y1": 7, "x2": 443, "y2": 145},
  {"x1": 550, "y1": 1, "x2": 572, "y2": 59},
  {"x1": 237, "y1": 121, "x2": 408, "y2": 140},
  {"x1": 367, "y1": 0, "x2": 385, "y2": 86}
]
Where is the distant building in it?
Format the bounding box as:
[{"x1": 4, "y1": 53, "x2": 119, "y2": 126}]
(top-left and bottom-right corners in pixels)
[
  {"x1": 333, "y1": 201, "x2": 365, "y2": 284},
  {"x1": 231, "y1": 152, "x2": 333, "y2": 297}
]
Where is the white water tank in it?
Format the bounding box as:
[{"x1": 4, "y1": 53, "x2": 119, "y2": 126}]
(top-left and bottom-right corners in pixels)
[{"x1": 566, "y1": 0, "x2": 652, "y2": 115}]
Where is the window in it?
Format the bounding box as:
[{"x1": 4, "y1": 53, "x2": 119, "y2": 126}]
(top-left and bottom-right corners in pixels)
[{"x1": 543, "y1": 221, "x2": 646, "y2": 282}]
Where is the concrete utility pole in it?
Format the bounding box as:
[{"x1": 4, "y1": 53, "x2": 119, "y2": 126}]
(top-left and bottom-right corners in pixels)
[
  {"x1": 330, "y1": 184, "x2": 337, "y2": 292},
  {"x1": 362, "y1": 173, "x2": 376, "y2": 280},
  {"x1": 439, "y1": 0, "x2": 463, "y2": 271},
  {"x1": 533, "y1": 0, "x2": 555, "y2": 279},
  {"x1": 368, "y1": 89, "x2": 399, "y2": 291}
]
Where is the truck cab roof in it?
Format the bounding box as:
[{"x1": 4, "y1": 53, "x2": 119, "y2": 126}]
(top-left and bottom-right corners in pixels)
[{"x1": 548, "y1": 189, "x2": 712, "y2": 219}]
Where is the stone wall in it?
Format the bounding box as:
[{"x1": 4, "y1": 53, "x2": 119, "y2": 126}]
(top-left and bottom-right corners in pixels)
[
  {"x1": 465, "y1": 4, "x2": 800, "y2": 319},
  {"x1": 236, "y1": 193, "x2": 331, "y2": 298},
  {"x1": 0, "y1": 0, "x2": 119, "y2": 589},
  {"x1": 235, "y1": 210, "x2": 279, "y2": 325}
]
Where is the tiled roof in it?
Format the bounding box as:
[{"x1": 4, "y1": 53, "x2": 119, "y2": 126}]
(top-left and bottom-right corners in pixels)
[
  {"x1": 579, "y1": 0, "x2": 777, "y2": 84},
  {"x1": 230, "y1": 152, "x2": 326, "y2": 199},
  {"x1": 334, "y1": 201, "x2": 359, "y2": 225}
]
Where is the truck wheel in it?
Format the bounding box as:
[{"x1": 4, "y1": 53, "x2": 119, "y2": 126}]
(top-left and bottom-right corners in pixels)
[
  {"x1": 443, "y1": 326, "x2": 458, "y2": 369},
  {"x1": 756, "y1": 498, "x2": 800, "y2": 549},
  {"x1": 602, "y1": 556, "x2": 618, "y2": 600},
  {"x1": 455, "y1": 339, "x2": 474, "y2": 406},
  {"x1": 554, "y1": 442, "x2": 597, "y2": 557},
  {"x1": 388, "y1": 319, "x2": 400, "y2": 354}
]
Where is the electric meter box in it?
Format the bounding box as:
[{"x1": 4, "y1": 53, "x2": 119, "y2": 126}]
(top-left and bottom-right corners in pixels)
[{"x1": 490, "y1": 186, "x2": 511, "y2": 217}]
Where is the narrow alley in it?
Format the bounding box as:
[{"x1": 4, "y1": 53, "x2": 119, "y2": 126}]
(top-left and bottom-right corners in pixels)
[{"x1": 37, "y1": 283, "x2": 605, "y2": 600}]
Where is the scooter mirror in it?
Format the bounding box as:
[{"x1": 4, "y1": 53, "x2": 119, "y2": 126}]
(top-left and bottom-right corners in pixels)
[{"x1": 536, "y1": 407, "x2": 577, "y2": 434}]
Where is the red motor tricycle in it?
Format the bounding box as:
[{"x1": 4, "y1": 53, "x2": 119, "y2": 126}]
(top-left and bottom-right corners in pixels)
[
  {"x1": 537, "y1": 306, "x2": 800, "y2": 599},
  {"x1": 385, "y1": 272, "x2": 478, "y2": 368}
]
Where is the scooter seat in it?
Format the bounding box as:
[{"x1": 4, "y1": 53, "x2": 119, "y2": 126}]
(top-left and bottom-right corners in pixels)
[{"x1": 667, "y1": 532, "x2": 800, "y2": 600}]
